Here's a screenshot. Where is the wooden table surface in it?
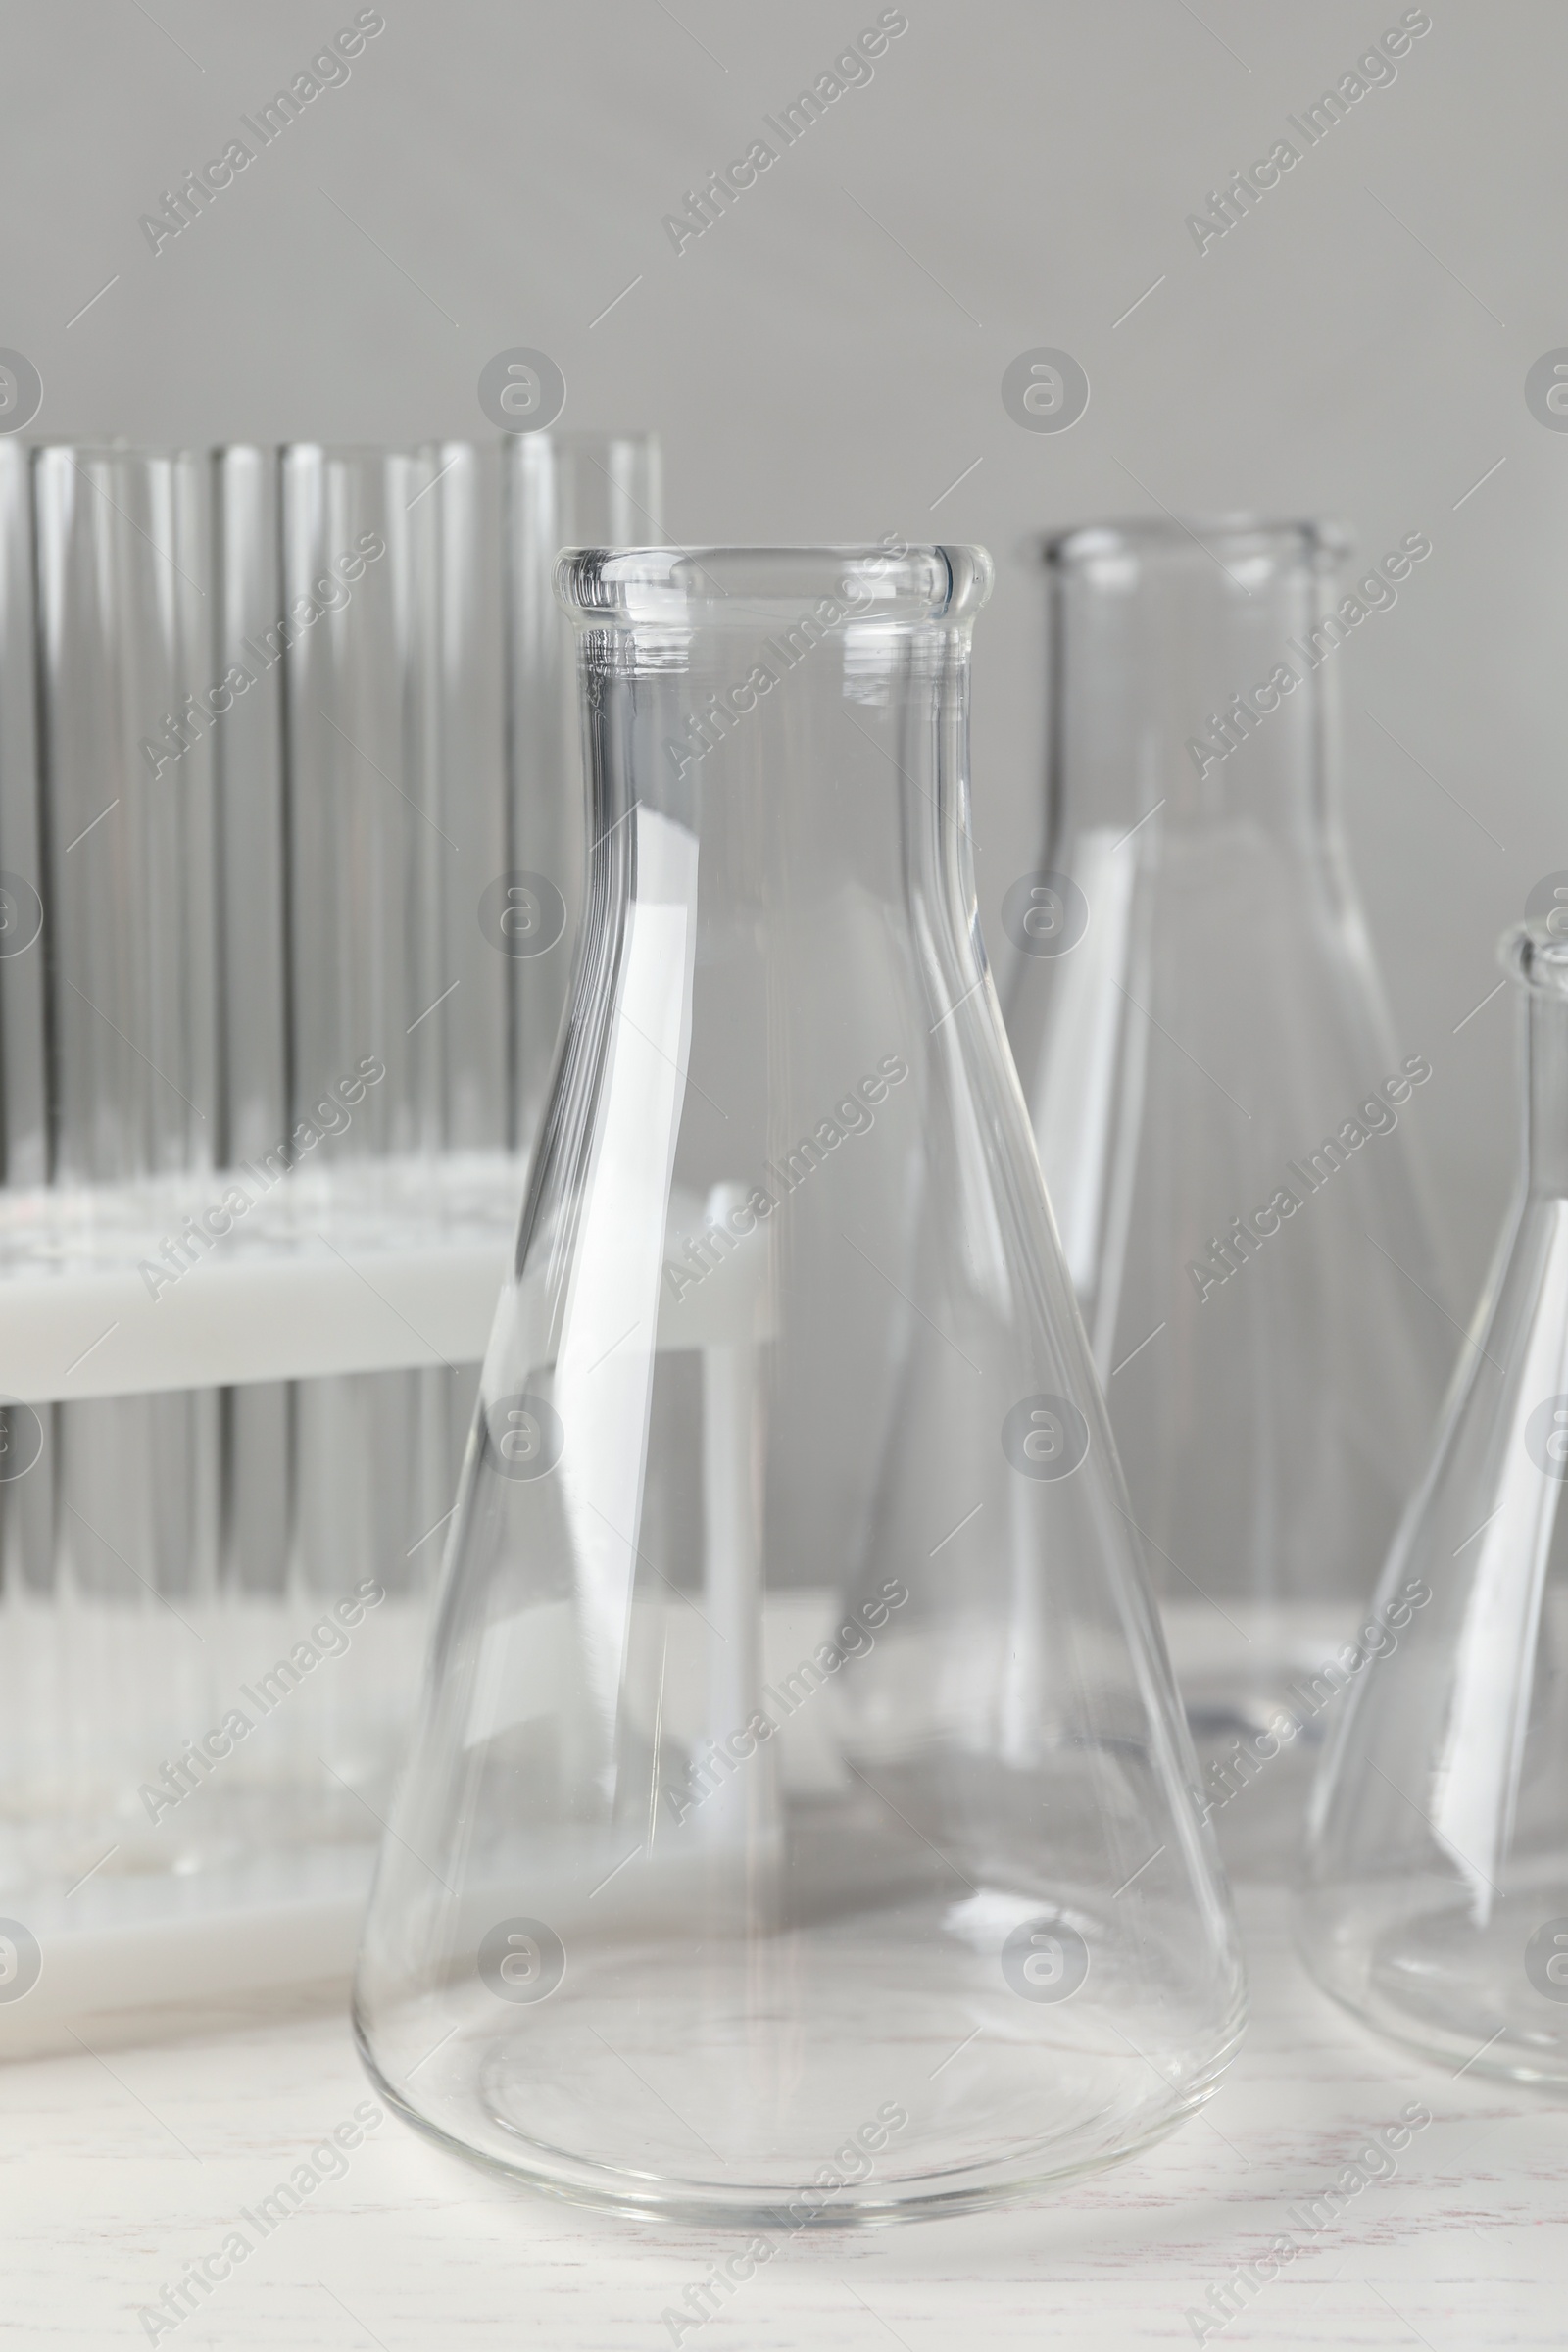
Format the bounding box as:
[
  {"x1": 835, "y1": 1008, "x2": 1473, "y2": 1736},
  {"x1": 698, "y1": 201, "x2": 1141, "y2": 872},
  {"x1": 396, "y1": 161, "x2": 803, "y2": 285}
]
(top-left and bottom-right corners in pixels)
[{"x1": 9, "y1": 1883, "x2": 1565, "y2": 2349}]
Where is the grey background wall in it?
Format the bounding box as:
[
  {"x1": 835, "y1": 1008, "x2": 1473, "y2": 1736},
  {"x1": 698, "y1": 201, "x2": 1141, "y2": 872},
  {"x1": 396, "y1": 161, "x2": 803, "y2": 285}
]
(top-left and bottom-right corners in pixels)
[{"x1": 6, "y1": 0, "x2": 1560, "y2": 1302}]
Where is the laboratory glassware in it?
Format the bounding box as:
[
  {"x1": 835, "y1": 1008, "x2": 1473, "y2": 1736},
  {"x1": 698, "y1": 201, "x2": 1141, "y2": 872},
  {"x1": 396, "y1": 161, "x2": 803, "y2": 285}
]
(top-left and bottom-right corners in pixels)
[
  {"x1": 1005, "y1": 518, "x2": 1449, "y2": 1843},
  {"x1": 1300, "y1": 921, "x2": 1568, "y2": 2083},
  {"x1": 355, "y1": 543, "x2": 1245, "y2": 2224}
]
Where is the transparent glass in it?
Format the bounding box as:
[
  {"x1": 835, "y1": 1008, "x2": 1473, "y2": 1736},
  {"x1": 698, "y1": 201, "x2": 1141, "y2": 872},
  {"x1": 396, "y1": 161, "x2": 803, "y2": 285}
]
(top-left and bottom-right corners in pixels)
[
  {"x1": 1299, "y1": 922, "x2": 1568, "y2": 2082},
  {"x1": 355, "y1": 544, "x2": 1245, "y2": 2226},
  {"x1": 1004, "y1": 519, "x2": 1448, "y2": 1852},
  {"x1": 0, "y1": 435, "x2": 659, "y2": 1918},
  {"x1": 9, "y1": 446, "x2": 222, "y2": 1881}
]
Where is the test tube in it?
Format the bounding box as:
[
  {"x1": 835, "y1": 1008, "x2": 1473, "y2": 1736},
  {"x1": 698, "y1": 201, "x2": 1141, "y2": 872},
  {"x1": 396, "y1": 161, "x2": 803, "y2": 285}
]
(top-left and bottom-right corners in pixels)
[
  {"x1": 505, "y1": 434, "x2": 663, "y2": 1151},
  {"x1": 279, "y1": 446, "x2": 496, "y2": 1654},
  {"x1": 0, "y1": 438, "x2": 51, "y2": 1871},
  {"x1": 31, "y1": 444, "x2": 221, "y2": 1844},
  {"x1": 213, "y1": 444, "x2": 290, "y2": 1600}
]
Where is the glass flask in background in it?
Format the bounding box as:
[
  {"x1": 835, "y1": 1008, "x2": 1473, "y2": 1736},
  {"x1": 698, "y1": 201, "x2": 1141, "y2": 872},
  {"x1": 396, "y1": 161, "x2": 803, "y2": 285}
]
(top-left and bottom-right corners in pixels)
[
  {"x1": 355, "y1": 544, "x2": 1244, "y2": 2224},
  {"x1": 1299, "y1": 922, "x2": 1568, "y2": 2083},
  {"x1": 1004, "y1": 519, "x2": 1449, "y2": 1862}
]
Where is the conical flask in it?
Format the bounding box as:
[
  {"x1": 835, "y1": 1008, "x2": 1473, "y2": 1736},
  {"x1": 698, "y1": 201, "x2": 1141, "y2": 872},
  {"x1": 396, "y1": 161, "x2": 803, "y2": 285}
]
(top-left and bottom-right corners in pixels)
[
  {"x1": 353, "y1": 544, "x2": 1244, "y2": 2222},
  {"x1": 1004, "y1": 519, "x2": 1449, "y2": 1829},
  {"x1": 1299, "y1": 921, "x2": 1568, "y2": 2082}
]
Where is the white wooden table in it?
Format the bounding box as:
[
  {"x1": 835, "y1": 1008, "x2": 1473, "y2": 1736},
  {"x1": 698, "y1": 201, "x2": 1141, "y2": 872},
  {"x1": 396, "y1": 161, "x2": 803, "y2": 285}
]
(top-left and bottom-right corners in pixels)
[{"x1": 9, "y1": 1883, "x2": 1565, "y2": 2348}]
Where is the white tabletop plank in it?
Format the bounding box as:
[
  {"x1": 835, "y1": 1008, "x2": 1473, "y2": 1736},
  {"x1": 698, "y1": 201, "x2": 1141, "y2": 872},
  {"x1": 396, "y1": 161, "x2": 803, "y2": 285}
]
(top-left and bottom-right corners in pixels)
[{"x1": 7, "y1": 1885, "x2": 1565, "y2": 2349}]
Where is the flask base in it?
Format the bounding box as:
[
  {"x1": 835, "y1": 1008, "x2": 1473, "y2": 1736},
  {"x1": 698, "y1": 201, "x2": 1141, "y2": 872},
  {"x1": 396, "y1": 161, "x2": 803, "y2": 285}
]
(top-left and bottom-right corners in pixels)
[
  {"x1": 1297, "y1": 1881, "x2": 1568, "y2": 2086},
  {"x1": 355, "y1": 1908, "x2": 1242, "y2": 2226}
]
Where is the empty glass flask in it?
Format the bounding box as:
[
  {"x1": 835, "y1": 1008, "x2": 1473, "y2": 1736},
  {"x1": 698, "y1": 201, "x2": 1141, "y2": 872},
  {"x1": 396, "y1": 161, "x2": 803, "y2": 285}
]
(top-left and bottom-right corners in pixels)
[
  {"x1": 1300, "y1": 922, "x2": 1568, "y2": 2082},
  {"x1": 354, "y1": 544, "x2": 1244, "y2": 2223},
  {"x1": 1004, "y1": 519, "x2": 1449, "y2": 1843}
]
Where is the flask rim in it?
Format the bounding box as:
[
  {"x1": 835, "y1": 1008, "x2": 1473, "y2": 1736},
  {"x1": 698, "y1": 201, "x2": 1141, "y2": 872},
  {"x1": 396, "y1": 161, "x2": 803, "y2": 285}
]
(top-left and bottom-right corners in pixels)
[
  {"x1": 1041, "y1": 515, "x2": 1352, "y2": 571},
  {"x1": 555, "y1": 543, "x2": 994, "y2": 628},
  {"x1": 1500, "y1": 920, "x2": 1568, "y2": 1001}
]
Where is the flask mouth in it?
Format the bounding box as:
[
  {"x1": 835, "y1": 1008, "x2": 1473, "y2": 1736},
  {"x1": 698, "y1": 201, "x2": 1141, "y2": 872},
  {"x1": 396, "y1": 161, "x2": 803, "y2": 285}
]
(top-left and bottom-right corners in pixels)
[
  {"x1": 556, "y1": 544, "x2": 994, "y2": 629},
  {"x1": 1500, "y1": 920, "x2": 1568, "y2": 1000},
  {"x1": 1042, "y1": 516, "x2": 1352, "y2": 574}
]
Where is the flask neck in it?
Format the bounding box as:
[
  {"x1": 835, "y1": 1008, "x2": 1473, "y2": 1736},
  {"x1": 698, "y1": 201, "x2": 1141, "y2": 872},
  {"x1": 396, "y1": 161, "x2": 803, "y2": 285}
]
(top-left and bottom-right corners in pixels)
[
  {"x1": 1045, "y1": 520, "x2": 1355, "y2": 847},
  {"x1": 560, "y1": 545, "x2": 990, "y2": 922}
]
